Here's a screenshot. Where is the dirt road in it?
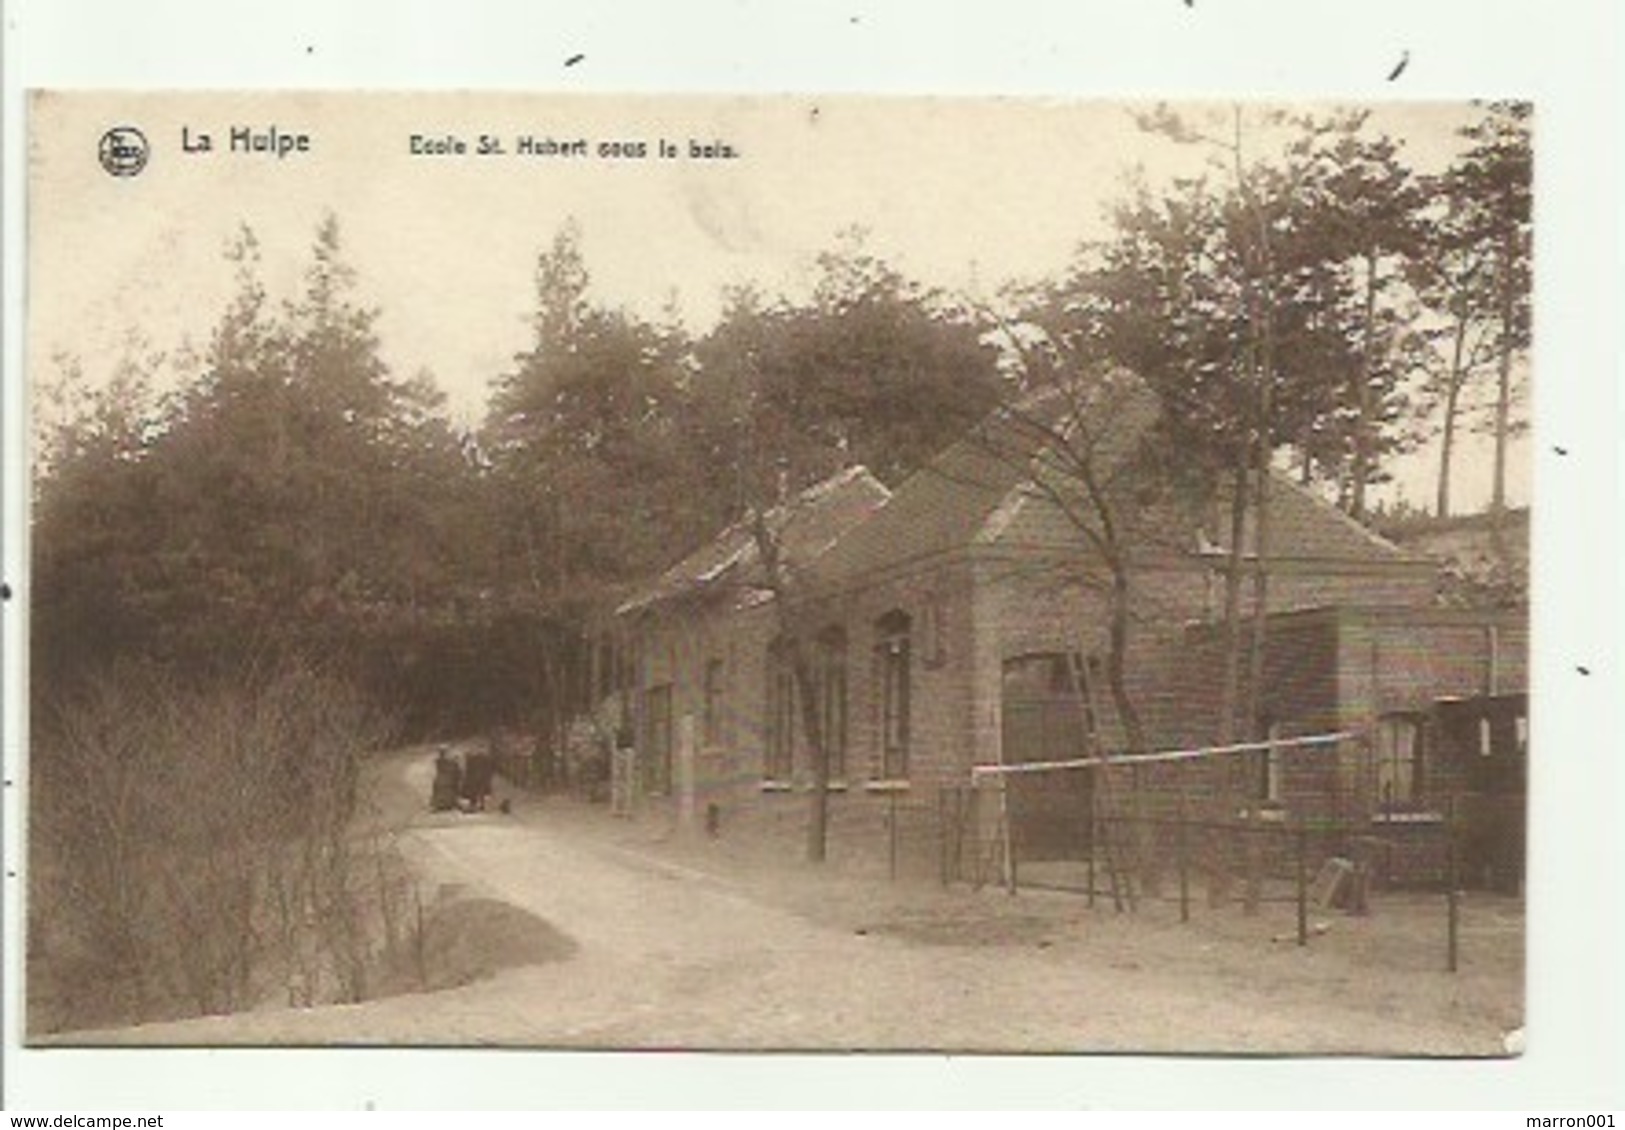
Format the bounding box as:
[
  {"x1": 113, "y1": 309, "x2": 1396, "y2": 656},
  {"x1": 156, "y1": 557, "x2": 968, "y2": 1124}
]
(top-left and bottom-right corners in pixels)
[{"x1": 71, "y1": 752, "x2": 1522, "y2": 1053}]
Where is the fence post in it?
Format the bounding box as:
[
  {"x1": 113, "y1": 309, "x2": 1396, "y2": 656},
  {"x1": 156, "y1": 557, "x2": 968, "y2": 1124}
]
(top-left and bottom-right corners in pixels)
[
  {"x1": 889, "y1": 790, "x2": 899, "y2": 882},
  {"x1": 938, "y1": 788, "x2": 948, "y2": 888},
  {"x1": 1177, "y1": 796, "x2": 1190, "y2": 924},
  {"x1": 1295, "y1": 817, "x2": 1308, "y2": 947},
  {"x1": 1000, "y1": 776, "x2": 1017, "y2": 897},
  {"x1": 971, "y1": 787, "x2": 985, "y2": 889},
  {"x1": 1447, "y1": 794, "x2": 1460, "y2": 973},
  {"x1": 1206, "y1": 811, "x2": 1228, "y2": 909},
  {"x1": 1087, "y1": 774, "x2": 1097, "y2": 909},
  {"x1": 1243, "y1": 811, "x2": 1262, "y2": 916}
]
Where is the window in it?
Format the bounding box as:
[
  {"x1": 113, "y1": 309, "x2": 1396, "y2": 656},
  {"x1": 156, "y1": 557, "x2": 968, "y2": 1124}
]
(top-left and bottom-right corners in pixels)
[
  {"x1": 816, "y1": 627, "x2": 848, "y2": 781},
  {"x1": 765, "y1": 639, "x2": 796, "y2": 781},
  {"x1": 874, "y1": 611, "x2": 912, "y2": 780},
  {"x1": 642, "y1": 684, "x2": 673, "y2": 796},
  {"x1": 767, "y1": 632, "x2": 848, "y2": 785},
  {"x1": 1375, "y1": 714, "x2": 1425, "y2": 808},
  {"x1": 703, "y1": 657, "x2": 725, "y2": 748}
]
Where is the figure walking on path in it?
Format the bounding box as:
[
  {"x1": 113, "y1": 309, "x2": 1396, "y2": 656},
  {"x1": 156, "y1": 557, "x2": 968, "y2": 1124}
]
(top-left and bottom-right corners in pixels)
[{"x1": 430, "y1": 745, "x2": 462, "y2": 812}]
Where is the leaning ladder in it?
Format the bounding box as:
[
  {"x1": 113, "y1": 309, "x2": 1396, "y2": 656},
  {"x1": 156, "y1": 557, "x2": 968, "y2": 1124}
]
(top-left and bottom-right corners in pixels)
[{"x1": 1069, "y1": 650, "x2": 1135, "y2": 913}]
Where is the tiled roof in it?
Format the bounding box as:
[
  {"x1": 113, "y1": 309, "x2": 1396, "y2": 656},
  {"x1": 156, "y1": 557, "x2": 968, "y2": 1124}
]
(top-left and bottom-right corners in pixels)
[
  {"x1": 805, "y1": 375, "x2": 1159, "y2": 584},
  {"x1": 624, "y1": 373, "x2": 1421, "y2": 613},
  {"x1": 806, "y1": 374, "x2": 1419, "y2": 588},
  {"x1": 799, "y1": 415, "x2": 1035, "y2": 586},
  {"x1": 615, "y1": 465, "x2": 891, "y2": 615},
  {"x1": 1249, "y1": 476, "x2": 1421, "y2": 564}
]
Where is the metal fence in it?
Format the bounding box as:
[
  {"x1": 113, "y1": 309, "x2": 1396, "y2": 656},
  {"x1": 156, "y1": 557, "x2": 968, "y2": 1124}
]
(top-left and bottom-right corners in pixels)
[{"x1": 940, "y1": 733, "x2": 1489, "y2": 970}]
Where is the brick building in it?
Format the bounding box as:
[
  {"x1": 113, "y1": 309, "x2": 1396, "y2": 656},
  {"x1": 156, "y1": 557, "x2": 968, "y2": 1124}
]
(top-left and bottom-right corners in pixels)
[
  {"x1": 1125, "y1": 606, "x2": 1528, "y2": 889},
  {"x1": 613, "y1": 391, "x2": 1523, "y2": 882}
]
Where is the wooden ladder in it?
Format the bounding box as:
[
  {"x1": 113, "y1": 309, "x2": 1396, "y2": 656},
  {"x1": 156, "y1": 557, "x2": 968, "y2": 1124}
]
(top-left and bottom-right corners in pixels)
[{"x1": 1069, "y1": 650, "x2": 1136, "y2": 912}]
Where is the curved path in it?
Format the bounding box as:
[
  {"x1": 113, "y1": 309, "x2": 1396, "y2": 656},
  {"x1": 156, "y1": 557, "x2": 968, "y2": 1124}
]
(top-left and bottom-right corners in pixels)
[{"x1": 71, "y1": 752, "x2": 1519, "y2": 1053}]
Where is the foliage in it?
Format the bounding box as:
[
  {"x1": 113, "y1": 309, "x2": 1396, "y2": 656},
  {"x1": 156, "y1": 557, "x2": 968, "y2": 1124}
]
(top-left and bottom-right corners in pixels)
[
  {"x1": 485, "y1": 222, "x2": 723, "y2": 606},
  {"x1": 28, "y1": 659, "x2": 401, "y2": 1030},
  {"x1": 1067, "y1": 108, "x2": 1438, "y2": 511},
  {"x1": 695, "y1": 228, "x2": 1005, "y2": 497},
  {"x1": 31, "y1": 219, "x2": 491, "y2": 730}
]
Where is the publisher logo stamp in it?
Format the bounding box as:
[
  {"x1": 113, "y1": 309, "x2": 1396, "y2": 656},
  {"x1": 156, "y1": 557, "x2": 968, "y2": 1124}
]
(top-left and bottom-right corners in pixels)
[{"x1": 98, "y1": 126, "x2": 149, "y2": 177}]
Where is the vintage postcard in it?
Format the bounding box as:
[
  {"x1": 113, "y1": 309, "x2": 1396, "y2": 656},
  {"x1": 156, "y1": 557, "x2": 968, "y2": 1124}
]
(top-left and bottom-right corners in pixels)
[{"x1": 18, "y1": 90, "x2": 1538, "y2": 1067}]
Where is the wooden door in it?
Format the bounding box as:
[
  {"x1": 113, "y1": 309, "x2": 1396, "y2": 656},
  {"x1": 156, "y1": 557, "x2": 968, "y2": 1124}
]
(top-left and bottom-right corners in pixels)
[{"x1": 1001, "y1": 653, "x2": 1093, "y2": 861}]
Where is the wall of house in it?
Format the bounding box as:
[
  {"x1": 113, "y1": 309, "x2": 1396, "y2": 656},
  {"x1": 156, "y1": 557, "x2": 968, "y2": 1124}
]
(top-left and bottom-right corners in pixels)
[
  {"x1": 1335, "y1": 614, "x2": 1528, "y2": 722},
  {"x1": 1333, "y1": 613, "x2": 1528, "y2": 888},
  {"x1": 624, "y1": 529, "x2": 1463, "y2": 886},
  {"x1": 786, "y1": 556, "x2": 982, "y2": 874},
  {"x1": 1263, "y1": 563, "x2": 1439, "y2": 615},
  {"x1": 631, "y1": 598, "x2": 778, "y2": 817},
  {"x1": 1091, "y1": 608, "x2": 1530, "y2": 890},
  {"x1": 958, "y1": 551, "x2": 1439, "y2": 871},
  {"x1": 1128, "y1": 609, "x2": 1526, "y2": 794},
  {"x1": 1331, "y1": 611, "x2": 1527, "y2": 817},
  {"x1": 1113, "y1": 611, "x2": 1351, "y2": 827},
  {"x1": 626, "y1": 557, "x2": 988, "y2": 876},
  {"x1": 964, "y1": 555, "x2": 1430, "y2": 754}
]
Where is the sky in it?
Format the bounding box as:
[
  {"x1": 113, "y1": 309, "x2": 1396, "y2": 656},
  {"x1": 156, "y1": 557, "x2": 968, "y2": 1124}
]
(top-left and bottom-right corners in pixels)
[{"x1": 29, "y1": 92, "x2": 1523, "y2": 512}]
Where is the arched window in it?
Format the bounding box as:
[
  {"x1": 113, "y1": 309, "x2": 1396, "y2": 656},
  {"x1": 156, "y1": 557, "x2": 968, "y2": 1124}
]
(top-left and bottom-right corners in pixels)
[
  {"x1": 765, "y1": 637, "x2": 796, "y2": 782},
  {"x1": 874, "y1": 611, "x2": 912, "y2": 780},
  {"x1": 703, "y1": 657, "x2": 726, "y2": 748}
]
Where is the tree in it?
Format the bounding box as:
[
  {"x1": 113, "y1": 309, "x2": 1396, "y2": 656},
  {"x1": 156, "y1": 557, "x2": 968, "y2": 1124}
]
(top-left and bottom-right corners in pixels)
[
  {"x1": 691, "y1": 235, "x2": 1004, "y2": 861},
  {"x1": 1405, "y1": 190, "x2": 1501, "y2": 518},
  {"x1": 1073, "y1": 105, "x2": 1414, "y2": 746},
  {"x1": 33, "y1": 217, "x2": 474, "y2": 701},
  {"x1": 155, "y1": 219, "x2": 459, "y2": 657},
  {"x1": 1292, "y1": 117, "x2": 1429, "y2": 520},
  {"x1": 1447, "y1": 102, "x2": 1533, "y2": 517},
  {"x1": 482, "y1": 221, "x2": 721, "y2": 752},
  {"x1": 698, "y1": 228, "x2": 1005, "y2": 492},
  {"x1": 31, "y1": 338, "x2": 174, "y2": 684},
  {"x1": 959, "y1": 312, "x2": 1179, "y2": 756},
  {"x1": 30, "y1": 658, "x2": 396, "y2": 1029}
]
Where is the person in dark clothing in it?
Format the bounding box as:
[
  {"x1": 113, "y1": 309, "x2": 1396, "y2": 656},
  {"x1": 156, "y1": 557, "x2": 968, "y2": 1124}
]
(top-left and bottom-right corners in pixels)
[
  {"x1": 431, "y1": 745, "x2": 462, "y2": 812},
  {"x1": 461, "y1": 748, "x2": 495, "y2": 812}
]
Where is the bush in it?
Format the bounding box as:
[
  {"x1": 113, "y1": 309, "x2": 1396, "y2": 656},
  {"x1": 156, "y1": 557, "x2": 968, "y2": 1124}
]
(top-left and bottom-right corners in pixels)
[{"x1": 28, "y1": 659, "x2": 403, "y2": 1031}]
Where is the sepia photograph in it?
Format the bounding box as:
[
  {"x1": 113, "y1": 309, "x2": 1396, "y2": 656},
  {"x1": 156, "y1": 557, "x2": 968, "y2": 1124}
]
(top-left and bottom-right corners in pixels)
[{"x1": 19, "y1": 90, "x2": 1536, "y2": 1059}]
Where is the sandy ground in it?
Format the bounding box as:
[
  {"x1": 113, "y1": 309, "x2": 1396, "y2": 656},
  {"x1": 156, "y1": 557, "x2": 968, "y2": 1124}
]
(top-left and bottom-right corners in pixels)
[{"x1": 58, "y1": 749, "x2": 1524, "y2": 1054}]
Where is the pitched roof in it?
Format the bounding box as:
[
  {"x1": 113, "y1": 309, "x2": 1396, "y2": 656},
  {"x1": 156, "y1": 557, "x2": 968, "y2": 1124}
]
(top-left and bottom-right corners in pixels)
[
  {"x1": 1252, "y1": 476, "x2": 1422, "y2": 564},
  {"x1": 615, "y1": 464, "x2": 891, "y2": 616},
  {"x1": 806, "y1": 373, "x2": 1421, "y2": 588},
  {"x1": 799, "y1": 425, "x2": 1028, "y2": 586},
  {"x1": 804, "y1": 374, "x2": 1161, "y2": 583}
]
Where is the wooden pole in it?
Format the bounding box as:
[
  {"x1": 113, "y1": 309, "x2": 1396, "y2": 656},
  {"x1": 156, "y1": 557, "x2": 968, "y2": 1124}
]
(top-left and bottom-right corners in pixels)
[
  {"x1": 971, "y1": 788, "x2": 985, "y2": 889},
  {"x1": 1295, "y1": 818, "x2": 1308, "y2": 947},
  {"x1": 938, "y1": 788, "x2": 948, "y2": 888},
  {"x1": 1244, "y1": 811, "x2": 1262, "y2": 916},
  {"x1": 1000, "y1": 776, "x2": 1017, "y2": 897},
  {"x1": 1087, "y1": 773, "x2": 1097, "y2": 909},
  {"x1": 1448, "y1": 794, "x2": 1460, "y2": 973},
  {"x1": 1178, "y1": 797, "x2": 1190, "y2": 924},
  {"x1": 889, "y1": 789, "x2": 899, "y2": 882}
]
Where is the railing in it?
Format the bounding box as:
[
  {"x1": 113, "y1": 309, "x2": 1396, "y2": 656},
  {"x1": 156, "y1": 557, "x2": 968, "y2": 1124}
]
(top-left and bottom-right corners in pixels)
[{"x1": 939, "y1": 733, "x2": 1496, "y2": 971}]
